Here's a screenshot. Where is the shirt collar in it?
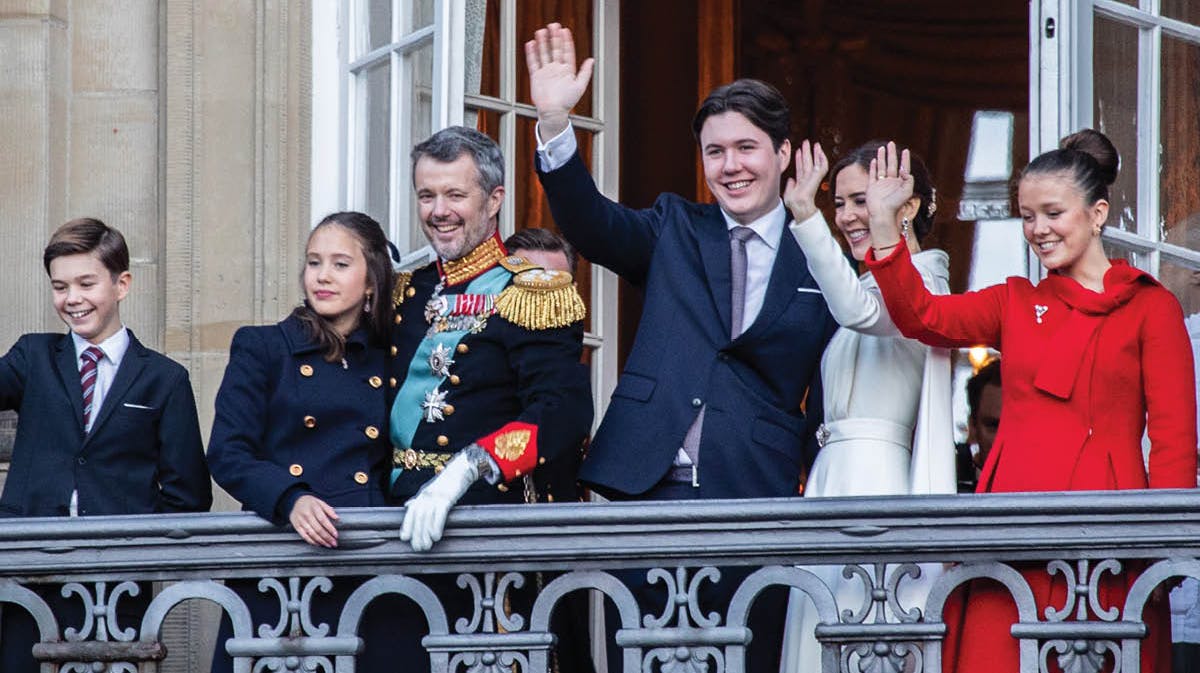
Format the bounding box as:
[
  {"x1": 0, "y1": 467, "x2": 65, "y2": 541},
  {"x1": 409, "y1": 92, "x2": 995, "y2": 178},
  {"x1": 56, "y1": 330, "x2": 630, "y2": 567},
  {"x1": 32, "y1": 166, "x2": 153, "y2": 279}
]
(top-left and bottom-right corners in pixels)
[
  {"x1": 720, "y1": 199, "x2": 786, "y2": 250},
  {"x1": 72, "y1": 326, "x2": 130, "y2": 368}
]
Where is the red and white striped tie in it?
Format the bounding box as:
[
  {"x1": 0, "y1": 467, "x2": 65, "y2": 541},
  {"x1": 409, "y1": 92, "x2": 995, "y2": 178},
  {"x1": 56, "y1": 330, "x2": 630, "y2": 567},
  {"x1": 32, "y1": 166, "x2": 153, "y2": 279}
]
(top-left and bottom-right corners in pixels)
[{"x1": 80, "y1": 346, "x2": 103, "y2": 428}]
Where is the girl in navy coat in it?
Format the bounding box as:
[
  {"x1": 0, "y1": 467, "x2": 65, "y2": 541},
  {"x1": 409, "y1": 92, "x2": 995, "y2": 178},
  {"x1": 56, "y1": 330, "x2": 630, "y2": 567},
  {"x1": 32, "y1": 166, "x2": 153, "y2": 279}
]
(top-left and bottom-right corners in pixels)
[{"x1": 207, "y1": 211, "x2": 394, "y2": 671}]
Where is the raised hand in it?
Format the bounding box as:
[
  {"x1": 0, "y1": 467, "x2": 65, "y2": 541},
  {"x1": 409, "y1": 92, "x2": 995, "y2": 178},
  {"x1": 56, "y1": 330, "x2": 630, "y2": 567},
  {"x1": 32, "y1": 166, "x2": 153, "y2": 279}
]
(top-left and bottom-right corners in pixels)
[
  {"x1": 783, "y1": 140, "x2": 828, "y2": 223},
  {"x1": 524, "y1": 22, "x2": 595, "y2": 141},
  {"x1": 865, "y1": 141, "x2": 914, "y2": 222},
  {"x1": 289, "y1": 494, "x2": 340, "y2": 548}
]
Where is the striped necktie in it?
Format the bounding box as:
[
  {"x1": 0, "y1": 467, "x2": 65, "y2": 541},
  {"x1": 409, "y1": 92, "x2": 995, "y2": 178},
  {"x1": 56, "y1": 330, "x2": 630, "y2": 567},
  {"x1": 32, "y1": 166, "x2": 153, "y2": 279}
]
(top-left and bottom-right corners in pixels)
[{"x1": 80, "y1": 346, "x2": 104, "y2": 429}]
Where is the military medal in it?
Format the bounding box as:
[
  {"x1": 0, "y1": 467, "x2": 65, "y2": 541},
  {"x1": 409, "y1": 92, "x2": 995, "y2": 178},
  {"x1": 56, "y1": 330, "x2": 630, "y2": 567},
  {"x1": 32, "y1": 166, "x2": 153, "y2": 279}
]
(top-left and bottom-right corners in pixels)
[
  {"x1": 1035, "y1": 304, "x2": 1049, "y2": 324},
  {"x1": 428, "y1": 343, "x2": 455, "y2": 378},
  {"x1": 422, "y1": 387, "x2": 449, "y2": 422}
]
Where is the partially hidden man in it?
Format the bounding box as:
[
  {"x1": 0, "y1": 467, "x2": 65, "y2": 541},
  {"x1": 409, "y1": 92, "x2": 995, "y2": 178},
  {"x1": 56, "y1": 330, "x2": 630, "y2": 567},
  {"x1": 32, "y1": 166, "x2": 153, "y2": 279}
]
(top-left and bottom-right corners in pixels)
[{"x1": 390, "y1": 125, "x2": 593, "y2": 551}]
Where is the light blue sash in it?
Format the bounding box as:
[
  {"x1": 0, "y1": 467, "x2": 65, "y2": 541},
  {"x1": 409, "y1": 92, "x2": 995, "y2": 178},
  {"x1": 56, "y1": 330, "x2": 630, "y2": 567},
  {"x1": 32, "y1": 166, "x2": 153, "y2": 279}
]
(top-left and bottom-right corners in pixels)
[{"x1": 389, "y1": 266, "x2": 510, "y2": 484}]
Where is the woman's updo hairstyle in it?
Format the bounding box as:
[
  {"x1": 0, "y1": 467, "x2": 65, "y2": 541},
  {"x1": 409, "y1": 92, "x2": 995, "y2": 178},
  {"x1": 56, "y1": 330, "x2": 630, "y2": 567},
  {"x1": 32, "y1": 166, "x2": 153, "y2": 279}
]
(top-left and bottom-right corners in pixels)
[
  {"x1": 1020, "y1": 128, "x2": 1119, "y2": 207},
  {"x1": 829, "y1": 140, "x2": 938, "y2": 241}
]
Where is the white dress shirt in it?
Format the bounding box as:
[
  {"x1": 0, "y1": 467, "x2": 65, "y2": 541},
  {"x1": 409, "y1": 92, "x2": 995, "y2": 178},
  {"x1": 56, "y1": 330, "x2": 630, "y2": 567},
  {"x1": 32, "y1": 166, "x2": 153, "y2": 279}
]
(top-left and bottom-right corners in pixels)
[{"x1": 69, "y1": 326, "x2": 130, "y2": 515}]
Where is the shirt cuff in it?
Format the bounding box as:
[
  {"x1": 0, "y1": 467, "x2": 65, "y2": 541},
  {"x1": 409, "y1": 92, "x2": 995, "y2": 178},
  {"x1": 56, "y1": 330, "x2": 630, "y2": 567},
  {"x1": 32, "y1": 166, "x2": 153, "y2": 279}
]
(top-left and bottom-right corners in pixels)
[{"x1": 535, "y1": 121, "x2": 577, "y2": 173}]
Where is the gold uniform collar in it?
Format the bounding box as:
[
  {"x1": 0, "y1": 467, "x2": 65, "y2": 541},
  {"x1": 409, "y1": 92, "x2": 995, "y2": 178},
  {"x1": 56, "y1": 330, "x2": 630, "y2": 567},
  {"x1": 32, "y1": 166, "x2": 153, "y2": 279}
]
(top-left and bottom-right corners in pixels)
[{"x1": 439, "y1": 233, "x2": 507, "y2": 286}]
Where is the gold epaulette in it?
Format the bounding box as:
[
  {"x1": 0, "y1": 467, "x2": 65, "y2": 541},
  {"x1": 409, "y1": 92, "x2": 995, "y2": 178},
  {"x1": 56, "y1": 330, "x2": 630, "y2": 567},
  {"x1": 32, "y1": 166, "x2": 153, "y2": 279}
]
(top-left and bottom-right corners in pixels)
[
  {"x1": 392, "y1": 271, "x2": 414, "y2": 308},
  {"x1": 498, "y1": 255, "x2": 543, "y2": 274},
  {"x1": 495, "y1": 268, "x2": 587, "y2": 330}
]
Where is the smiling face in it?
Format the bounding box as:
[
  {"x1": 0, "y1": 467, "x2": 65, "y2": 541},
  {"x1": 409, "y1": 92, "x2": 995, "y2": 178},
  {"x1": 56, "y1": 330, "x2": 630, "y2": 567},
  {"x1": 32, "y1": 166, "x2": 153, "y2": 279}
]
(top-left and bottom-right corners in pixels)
[
  {"x1": 699, "y1": 111, "x2": 791, "y2": 225},
  {"x1": 833, "y1": 164, "x2": 874, "y2": 261},
  {"x1": 49, "y1": 253, "x2": 130, "y2": 345},
  {"x1": 304, "y1": 224, "x2": 370, "y2": 336},
  {"x1": 1018, "y1": 172, "x2": 1109, "y2": 280},
  {"x1": 415, "y1": 154, "x2": 504, "y2": 261}
]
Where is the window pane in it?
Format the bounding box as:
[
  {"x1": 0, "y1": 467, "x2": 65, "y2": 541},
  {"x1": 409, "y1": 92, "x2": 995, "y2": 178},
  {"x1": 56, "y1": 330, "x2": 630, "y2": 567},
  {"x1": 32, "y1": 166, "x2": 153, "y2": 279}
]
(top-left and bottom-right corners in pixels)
[
  {"x1": 405, "y1": 44, "x2": 435, "y2": 255},
  {"x1": 409, "y1": 0, "x2": 434, "y2": 30},
  {"x1": 1162, "y1": 0, "x2": 1200, "y2": 23},
  {"x1": 517, "y1": 1, "x2": 595, "y2": 118},
  {"x1": 514, "y1": 115, "x2": 594, "y2": 331},
  {"x1": 1158, "y1": 257, "x2": 1200, "y2": 318},
  {"x1": 359, "y1": 61, "x2": 391, "y2": 229},
  {"x1": 1160, "y1": 35, "x2": 1200, "y2": 252},
  {"x1": 362, "y1": 0, "x2": 392, "y2": 55},
  {"x1": 1092, "y1": 16, "x2": 1139, "y2": 234},
  {"x1": 473, "y1": 107, "x2": 502, "y2": 143},
  {"x1": 476, "y1": 0, "x2": 501, "y2": 98}
]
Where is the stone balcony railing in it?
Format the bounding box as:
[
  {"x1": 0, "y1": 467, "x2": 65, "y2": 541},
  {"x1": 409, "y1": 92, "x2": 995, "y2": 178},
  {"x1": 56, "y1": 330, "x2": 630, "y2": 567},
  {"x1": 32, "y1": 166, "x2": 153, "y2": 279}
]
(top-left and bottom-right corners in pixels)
[{"x1": 2, "y1": 489, "x2": 1200, "y2": 673}]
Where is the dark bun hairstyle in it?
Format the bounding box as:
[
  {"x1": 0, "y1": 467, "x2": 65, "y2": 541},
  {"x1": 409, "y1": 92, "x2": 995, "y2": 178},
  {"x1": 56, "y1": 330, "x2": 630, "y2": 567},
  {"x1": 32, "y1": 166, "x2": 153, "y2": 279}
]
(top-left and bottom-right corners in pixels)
[
  {"x1": 1021, "y1": 128, "x2": 1119, "y2": 206},
  {"x1": 829, "y1": 140, "x2": 938, "y2": 241}
]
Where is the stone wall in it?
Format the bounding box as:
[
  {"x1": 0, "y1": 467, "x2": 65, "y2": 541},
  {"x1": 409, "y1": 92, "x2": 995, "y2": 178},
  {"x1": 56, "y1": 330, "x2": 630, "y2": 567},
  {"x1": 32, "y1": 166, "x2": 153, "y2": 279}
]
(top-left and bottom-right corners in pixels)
[{"x1": 0, "y1": 1, "x2": 310, "y2": 669}]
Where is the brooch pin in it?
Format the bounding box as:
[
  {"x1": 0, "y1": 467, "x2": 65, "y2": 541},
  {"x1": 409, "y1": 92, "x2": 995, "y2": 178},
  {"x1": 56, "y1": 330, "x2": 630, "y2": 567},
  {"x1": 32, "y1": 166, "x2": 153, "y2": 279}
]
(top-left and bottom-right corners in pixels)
[{"x1": 1035, "y1": 304, "x2": 1049, "y2": 324}]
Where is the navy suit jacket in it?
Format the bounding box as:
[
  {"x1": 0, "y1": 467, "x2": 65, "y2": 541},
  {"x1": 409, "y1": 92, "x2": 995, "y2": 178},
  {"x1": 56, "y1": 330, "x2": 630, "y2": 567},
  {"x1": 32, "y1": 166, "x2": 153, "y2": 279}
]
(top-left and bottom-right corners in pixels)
[
  {"x1": 0, "y1": 330, "x2": 211, "y2": 517},
  {"x1": 538, "y1": 153, "x2": 837, "y2": 499}
]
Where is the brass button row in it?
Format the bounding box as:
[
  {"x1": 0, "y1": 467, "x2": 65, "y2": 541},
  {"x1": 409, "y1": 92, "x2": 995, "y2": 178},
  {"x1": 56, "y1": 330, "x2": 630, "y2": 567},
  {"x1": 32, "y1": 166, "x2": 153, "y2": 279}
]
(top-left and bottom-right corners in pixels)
[{"x1": 288, "y1": 463, "x2": 370, "y2": 486}]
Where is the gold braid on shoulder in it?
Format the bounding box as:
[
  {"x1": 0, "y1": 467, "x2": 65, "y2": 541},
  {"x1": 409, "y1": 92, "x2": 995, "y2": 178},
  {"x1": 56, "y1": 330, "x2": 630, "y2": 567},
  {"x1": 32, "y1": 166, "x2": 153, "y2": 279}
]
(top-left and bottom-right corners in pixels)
[
  {"x1": 391, "y1": 271, "x2": 414, "y2": 308},
  {"x1": 495, "y1": 268, "x2": 586, "y2": 330}
]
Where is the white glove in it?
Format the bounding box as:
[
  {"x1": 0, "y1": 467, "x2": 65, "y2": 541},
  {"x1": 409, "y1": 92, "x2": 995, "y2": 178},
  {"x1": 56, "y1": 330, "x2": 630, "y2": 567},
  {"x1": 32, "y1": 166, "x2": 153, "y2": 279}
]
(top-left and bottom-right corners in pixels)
[{"x1": 400, "y1": 445, "x2": 492, "y2": 551}]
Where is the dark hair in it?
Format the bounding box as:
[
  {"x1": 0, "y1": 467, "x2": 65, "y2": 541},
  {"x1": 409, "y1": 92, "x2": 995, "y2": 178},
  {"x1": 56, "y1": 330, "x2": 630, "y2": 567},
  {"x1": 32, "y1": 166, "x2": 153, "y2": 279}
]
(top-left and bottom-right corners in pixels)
[
  {"x1": 1020, "y1": 128, "x2": 1119, "y2": 207},
  {"x1": 290, "y1": 211, "x2": 395, "y2": 362},
  {"x1": 967, "y1": 358, "x2": 1002, "y2": 419},
  {"x1": 829, "y1": 141, "x2": 938, "y2": 241},
  {"x1": 43, "y1": 218, "x2": 130, "y2": 278},
  {"x1": 411, "y1": 126, "x2": 504, "y2": 194},
  {"x1": 504, "y1": 228, "x2": 578, "y2": 276},
  {"x1": 692, "y1": 79, "x2": 790, "y2": 151}
]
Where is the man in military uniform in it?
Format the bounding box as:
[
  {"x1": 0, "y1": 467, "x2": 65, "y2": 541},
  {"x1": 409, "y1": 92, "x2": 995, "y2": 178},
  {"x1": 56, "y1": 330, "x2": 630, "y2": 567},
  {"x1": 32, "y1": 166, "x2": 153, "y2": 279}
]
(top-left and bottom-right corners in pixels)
[{"x1": 389, "y1": 125, "x2": 593, "y2": 551}]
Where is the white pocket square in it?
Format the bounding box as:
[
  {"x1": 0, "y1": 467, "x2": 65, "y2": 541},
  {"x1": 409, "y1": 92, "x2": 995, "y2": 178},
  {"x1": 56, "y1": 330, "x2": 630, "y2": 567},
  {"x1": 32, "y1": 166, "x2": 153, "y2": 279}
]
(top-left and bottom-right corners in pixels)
[
  {"x1": 122, "y1": 402, "x2": 155, "y2": 410},
  {"x1": 796, "y1": 287, "x2": 822, "y2": 294}
]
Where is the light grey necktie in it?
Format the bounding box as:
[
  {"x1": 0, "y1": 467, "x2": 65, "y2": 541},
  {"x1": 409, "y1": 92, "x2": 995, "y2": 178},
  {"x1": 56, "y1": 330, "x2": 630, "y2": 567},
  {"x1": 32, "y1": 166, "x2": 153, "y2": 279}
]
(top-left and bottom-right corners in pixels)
[
  {"x1": 677, "y1": 226, "x2": 758, "y2": 486},
  {"x1": 728, "y1": 226, "x2": 755, "y2": 337}
]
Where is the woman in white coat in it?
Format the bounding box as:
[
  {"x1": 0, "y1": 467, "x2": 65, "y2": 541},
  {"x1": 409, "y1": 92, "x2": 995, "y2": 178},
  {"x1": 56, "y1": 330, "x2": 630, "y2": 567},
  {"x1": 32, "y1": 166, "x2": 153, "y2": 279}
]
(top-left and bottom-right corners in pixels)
[{"x1": 779, "y1": 140, "x2": 957, "y2": 673}]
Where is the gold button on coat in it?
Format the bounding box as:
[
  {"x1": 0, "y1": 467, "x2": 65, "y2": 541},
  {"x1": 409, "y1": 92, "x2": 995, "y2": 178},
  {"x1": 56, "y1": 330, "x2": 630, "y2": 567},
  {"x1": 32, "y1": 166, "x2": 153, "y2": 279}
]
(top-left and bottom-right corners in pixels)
[
  {"x1": 456, "y1": 343, "x2": 469, "y2": 354},
  {"x1": 449, "y1": 375, "x2": 461, "y2": 385},
  {"x1": 394, "y1": 314, "x2": 403, "y2": 325},
  {"x1": 365, "y1": 425, "x2": 379, "y2": 439},
  {"x1": 442, "y1": 405, "x2": 455, "y2": 416},
  {"x1": 369, "y1": 376, "x2": 382, "y2": 388},
  {"x1": 389, "y1": 377, "x2": 397, "y2": 388},
  {"x1": 354, "y1": 471, "x2": 369, "y2": 484},
  {"x1": 289, "y1": 464, "x2": 303, "y2": 476},
  {"x1": 405, "y1": 286, "x2": 416, "y2": 298},
  {"x1": 390, "y1": 346, "x2": 398, "y2": 356},
  {"x1": 437, "y1": 435, "x2": 449, "y2": 447},
  {"x1": 303, "y1": 415, "x2": 316, "y2": 428},
  {"x1": 299, "y1": 364, "x2": 313, "y2": 377}
]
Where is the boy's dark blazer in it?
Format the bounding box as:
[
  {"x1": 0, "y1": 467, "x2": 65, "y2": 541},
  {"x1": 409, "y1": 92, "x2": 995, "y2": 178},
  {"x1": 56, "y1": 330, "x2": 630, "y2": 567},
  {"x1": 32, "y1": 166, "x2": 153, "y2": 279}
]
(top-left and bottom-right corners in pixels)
[{"x1": 0, "y1": 330, "x2": 212, "y2": 517}]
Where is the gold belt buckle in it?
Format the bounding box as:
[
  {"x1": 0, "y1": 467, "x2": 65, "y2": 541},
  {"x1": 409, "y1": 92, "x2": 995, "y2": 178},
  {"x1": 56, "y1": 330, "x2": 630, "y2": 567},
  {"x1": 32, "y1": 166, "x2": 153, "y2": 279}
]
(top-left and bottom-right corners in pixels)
[{"x1": 394, "y1": 447, "x2": 452, "y2": 472}]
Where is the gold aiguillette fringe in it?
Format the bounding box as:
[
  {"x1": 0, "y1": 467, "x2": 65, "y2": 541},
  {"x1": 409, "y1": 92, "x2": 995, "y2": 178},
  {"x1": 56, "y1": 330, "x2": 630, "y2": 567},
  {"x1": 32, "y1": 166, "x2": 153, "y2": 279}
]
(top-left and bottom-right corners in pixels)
[{"x1": 495, "y1": 278, "x2": 586, "y2": 330}]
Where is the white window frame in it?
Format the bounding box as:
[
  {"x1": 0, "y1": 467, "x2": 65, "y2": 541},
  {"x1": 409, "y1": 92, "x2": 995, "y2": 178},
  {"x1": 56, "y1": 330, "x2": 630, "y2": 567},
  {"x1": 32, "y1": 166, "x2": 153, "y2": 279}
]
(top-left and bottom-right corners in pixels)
[{"x1": 1031, "y1": 0, "x2": 1200, "y2": 279}]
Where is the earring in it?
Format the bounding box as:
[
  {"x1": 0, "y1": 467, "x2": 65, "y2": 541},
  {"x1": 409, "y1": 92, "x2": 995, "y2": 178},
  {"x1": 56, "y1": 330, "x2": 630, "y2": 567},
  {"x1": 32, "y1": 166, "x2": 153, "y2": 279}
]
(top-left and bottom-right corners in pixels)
[
  {"x1": 363, "y1": 293, "x2": 373, "y2": 313},
  {"x1": 900, "y1": 217, "x2": 910, "y2": 239}
]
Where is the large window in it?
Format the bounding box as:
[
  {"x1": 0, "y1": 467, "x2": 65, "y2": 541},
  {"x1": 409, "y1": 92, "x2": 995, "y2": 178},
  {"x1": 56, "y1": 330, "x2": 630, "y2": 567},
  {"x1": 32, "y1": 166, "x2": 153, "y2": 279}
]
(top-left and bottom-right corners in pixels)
[
  {"x1": 1034, "y1": 0, "x2": 1200, "y2": 313},
  {"x1": 313, "y1": 0, "x2": 621, "y2": 420}
]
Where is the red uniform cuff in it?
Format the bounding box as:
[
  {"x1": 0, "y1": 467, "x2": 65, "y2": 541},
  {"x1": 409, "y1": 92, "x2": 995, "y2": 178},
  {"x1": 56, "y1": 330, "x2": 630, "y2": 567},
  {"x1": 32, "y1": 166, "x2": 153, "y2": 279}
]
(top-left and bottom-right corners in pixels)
[{"x1": 477, "y1": 422, "x2": 539, "y2": 480}]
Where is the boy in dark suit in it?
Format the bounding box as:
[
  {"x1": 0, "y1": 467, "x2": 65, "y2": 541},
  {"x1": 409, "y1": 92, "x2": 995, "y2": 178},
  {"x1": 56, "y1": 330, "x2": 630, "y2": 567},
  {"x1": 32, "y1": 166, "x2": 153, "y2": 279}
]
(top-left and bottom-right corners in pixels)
[{"x1": 0, "y1": 218, "x2": 211, "y2": 670}]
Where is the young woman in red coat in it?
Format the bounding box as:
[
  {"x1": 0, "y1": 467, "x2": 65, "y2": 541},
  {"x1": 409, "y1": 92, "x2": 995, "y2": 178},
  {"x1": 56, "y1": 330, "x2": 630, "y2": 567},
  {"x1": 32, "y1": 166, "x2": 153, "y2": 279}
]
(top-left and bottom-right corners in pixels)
[{"x1": 862, "y1": 131, "x2": 1197, "y2": 672}]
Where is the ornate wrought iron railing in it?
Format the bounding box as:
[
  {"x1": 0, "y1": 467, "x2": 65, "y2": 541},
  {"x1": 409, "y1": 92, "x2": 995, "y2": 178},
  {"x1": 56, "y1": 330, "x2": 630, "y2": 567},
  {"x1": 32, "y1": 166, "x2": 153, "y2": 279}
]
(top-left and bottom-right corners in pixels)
[{"x1": 2, "y1": 489, "x2": 1199, "y2": 673}]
